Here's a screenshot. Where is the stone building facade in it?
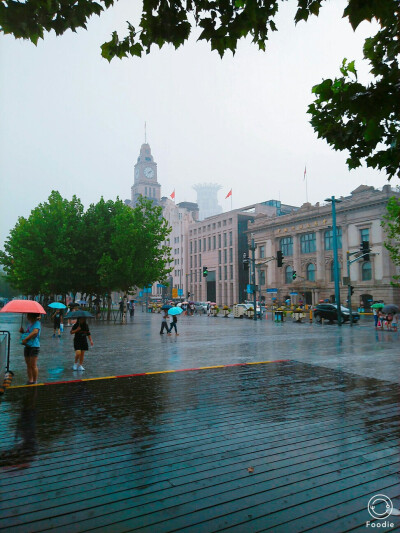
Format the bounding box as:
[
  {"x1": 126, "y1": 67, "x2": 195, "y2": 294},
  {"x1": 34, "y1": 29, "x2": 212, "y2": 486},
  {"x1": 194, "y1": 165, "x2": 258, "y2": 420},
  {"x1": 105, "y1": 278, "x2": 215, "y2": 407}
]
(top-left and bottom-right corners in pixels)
[{"x1": 249, "y1": 185, "x2": 400, "y2": 307}]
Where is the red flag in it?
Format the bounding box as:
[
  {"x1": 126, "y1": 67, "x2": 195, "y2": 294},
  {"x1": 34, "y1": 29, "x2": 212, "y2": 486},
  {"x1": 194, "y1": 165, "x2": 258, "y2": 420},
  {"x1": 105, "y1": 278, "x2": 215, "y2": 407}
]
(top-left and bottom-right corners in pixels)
[
  {"x1": 304, "y1": 166, "x2": 307, "y2": 180},
  {"x1": 170, "y1": 190, "x2": 175, "y2": 200},
  {"x1": 225, "y1": 189, "x2": 232, "y2": 199}
]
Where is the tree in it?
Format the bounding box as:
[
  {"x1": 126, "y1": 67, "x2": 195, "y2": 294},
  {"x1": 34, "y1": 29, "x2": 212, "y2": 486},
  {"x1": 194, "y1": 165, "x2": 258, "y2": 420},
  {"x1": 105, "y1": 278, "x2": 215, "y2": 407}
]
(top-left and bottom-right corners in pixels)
[
  {"x1": 0, "y1": 191, "x2": 83, "y2": 297},
  {"x1": 1, "y1": 1, "x2": 398, "y2": 178},
  {"x1": 308, "y1": 1, "x2": 400, "y2": 180},
  {"x1": 382, "y1": 194, "x2": 400, "y2": 286}
]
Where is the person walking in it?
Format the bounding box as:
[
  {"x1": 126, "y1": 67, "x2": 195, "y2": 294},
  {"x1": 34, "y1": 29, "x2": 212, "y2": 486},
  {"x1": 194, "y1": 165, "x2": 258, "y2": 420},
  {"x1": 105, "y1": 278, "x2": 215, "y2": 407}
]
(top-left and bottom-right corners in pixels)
[
  {"x1": 372, "y1": 306, "x2": 379, "y2": 328},
  {"x1": 168, "y1": 314, "x2": 179, "y2": 336},
  {"x1": 51, "y1": 309, "x2": 63, "y2": 338},
  {"x1": 70, "y1": 317, "x2": 93, "y2": 371},
  {"x1": 160, "y1": 310, "x2": 169, "y2": 334},
  {"x1": 19, "y1": 313, "x2": 41, "y2": 384}
]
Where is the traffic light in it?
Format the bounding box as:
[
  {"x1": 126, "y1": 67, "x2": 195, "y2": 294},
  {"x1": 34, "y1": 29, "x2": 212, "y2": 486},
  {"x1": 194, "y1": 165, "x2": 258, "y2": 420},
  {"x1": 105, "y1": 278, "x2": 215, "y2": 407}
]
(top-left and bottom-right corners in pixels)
[
  {"x1": 243, "y1": 253, "x2": 249, "y2": 271},
  {"x1": 361, "y1": 240, "x2": 370, "y2": 261},
  {"x1": 277, "y1": 250, "x2": 284, "y2": 267},
  {"x1": 292, "y1": 270, "x2": 297, "y2": 280},
  {"x1": 202, "y1": 266, "x2": 208, "y2": 277},
  {"x1": 187, "y1": 292, "x2": 191, "y2": 299},
  {"x1": 350, "y1": 285, "x2": 354, "y2": 295}
]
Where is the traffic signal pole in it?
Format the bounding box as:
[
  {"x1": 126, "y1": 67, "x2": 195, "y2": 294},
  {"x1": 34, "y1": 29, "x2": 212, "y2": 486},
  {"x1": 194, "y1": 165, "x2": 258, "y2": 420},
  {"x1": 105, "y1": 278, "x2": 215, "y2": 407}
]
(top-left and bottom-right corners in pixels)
[
  {"x1": 346, "y1": 244, "x2": 375, "y2": 327},
  {"x1": 251, "y1": 238, "x2": 257, "y2": 321},
  {"x1": 325, "y1": 196, "x2": 342, "y2": 327}
]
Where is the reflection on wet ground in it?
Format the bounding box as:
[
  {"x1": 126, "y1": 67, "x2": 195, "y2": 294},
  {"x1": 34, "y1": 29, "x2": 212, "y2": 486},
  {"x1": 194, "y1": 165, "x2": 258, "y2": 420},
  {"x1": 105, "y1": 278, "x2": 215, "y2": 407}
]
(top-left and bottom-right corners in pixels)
[
  {"x1": 0, "y1": 312, "x2": 399, "y2": 386},
  {"x1": 0, "y1": 361, "x2": 399, "y2": 532}
]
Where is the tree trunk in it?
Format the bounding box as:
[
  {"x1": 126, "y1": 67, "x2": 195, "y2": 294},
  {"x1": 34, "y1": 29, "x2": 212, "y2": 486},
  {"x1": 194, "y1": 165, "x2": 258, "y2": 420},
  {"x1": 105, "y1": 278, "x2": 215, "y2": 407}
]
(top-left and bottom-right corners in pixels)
[{"x1": 121, "y1": 293, "x2": 127, "y2": 325}]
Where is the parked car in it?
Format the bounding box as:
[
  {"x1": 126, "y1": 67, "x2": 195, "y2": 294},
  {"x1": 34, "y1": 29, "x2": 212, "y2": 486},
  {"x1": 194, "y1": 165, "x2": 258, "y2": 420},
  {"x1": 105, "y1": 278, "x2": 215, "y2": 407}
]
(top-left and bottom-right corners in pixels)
[
  {"x1": 237, "y1": 303, "x2": 261, "y2": 317},
  {"x1": 194, "y1": 302, "x2": 208, "y2": 314},
  {"x1": 313, "y1": 303, "x2": 360, "y2": 323}
]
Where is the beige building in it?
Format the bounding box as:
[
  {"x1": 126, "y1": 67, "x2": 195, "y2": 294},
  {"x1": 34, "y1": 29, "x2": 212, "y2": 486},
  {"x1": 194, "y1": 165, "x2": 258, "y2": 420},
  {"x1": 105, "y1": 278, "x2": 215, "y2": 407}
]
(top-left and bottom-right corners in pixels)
[
  {"x1": 249, "y1": 185, "x2": 400, "y2": 307},
  {"x1": 187, "y1": 202, "x2": 296, "y2": 305}
]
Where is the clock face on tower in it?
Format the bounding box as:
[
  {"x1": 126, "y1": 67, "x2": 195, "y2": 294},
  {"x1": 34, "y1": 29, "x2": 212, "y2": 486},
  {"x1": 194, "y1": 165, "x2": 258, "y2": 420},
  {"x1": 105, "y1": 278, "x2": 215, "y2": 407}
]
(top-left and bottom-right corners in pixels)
[{"x1": 144, "y1": 167, "x2": 155, "y2": 179}]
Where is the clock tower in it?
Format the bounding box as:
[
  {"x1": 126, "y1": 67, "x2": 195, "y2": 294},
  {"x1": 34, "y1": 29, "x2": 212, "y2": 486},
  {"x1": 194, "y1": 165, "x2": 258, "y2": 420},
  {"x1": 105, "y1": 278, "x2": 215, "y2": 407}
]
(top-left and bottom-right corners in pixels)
[{"x1": 131, "y1": 143, "x2": 161, "y2": 207}]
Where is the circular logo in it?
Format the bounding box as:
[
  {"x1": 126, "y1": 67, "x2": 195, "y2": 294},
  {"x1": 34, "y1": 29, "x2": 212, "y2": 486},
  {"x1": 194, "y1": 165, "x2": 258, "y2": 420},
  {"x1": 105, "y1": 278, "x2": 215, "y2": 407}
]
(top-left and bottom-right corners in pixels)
[{"x1": 368, "y1": 494, "x2": 393, "y2": 519}]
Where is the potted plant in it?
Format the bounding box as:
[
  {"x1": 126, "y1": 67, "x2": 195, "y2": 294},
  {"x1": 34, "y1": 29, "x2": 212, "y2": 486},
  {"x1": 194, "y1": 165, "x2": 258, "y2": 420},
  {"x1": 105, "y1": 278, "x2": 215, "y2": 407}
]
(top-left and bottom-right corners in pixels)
[
  {"x1": 246, "y1": 306, "x2": 254, "y2": 318},
  {"x1": 212, "y1": 306, "x2": 220, "y2": 316},
  {"x1": 222, "y1": 305, "x2": 231, "y2": 317}
]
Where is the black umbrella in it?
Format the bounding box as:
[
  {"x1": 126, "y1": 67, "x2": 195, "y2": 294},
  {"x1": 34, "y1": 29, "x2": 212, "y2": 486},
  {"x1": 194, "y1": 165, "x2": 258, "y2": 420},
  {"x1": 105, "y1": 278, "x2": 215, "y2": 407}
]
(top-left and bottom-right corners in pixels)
[
  {"x1": 64, "y1": 310, "x2": 94, "y2": 318},
  {"x1": 382, "y1": 304, "x2": 399, "y2": 315},
  {"x1": 161, "y1": 305, "x2": 172, "y2": 310}
]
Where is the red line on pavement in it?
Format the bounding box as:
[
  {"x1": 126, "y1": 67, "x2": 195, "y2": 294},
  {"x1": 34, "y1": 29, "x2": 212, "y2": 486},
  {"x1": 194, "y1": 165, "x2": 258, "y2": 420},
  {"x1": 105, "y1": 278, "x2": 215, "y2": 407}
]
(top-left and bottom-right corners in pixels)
[{"x1": 8, "y1": 360, "x2": 290, "y2": 390}]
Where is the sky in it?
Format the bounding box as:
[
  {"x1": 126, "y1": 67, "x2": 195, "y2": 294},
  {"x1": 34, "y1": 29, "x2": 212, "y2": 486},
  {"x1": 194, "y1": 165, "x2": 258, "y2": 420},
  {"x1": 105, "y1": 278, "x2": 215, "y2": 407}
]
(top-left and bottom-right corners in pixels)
[{"x1": 0, "y1": 0, "x2": 390, "y2": 247}]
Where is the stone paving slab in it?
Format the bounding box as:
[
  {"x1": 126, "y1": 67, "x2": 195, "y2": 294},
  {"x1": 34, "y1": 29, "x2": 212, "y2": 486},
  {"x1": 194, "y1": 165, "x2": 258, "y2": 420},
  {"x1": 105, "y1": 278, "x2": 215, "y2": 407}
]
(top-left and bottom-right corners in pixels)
[{"x1": 0, "y1": 361, "x2": 399, "y2": 532}]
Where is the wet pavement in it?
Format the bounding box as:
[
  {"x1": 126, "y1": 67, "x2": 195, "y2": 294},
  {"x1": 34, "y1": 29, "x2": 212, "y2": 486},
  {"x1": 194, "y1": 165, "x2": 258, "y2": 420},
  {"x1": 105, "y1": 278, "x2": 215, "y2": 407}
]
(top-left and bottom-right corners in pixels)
[
  {"x1": 0, "y1": 312, "x2": 399, "y2": 531},
  {"x1": 0, "y1": 311, "x2": 399, "y2": 386}
]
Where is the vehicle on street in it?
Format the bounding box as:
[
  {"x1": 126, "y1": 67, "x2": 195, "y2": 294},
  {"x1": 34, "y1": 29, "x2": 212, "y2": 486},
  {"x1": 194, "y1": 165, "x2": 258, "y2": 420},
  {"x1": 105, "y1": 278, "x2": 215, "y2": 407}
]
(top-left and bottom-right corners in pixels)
[
  {"x1": 237, "y1": 303, "x2": 261, "y2": 317},
  {"x1": 195, "y1": 302, "x2": 208, "y2": 314},
  {"x1": 313, "y1": 303, "x2": 360, "y2": 323}
]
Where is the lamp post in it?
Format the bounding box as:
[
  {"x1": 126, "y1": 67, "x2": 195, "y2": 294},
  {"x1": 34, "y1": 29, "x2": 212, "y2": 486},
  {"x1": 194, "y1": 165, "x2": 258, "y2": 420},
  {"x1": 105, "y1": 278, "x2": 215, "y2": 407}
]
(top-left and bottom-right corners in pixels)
[{"x1": 325, "y1": 196, "x2": 342, "y2": 326}]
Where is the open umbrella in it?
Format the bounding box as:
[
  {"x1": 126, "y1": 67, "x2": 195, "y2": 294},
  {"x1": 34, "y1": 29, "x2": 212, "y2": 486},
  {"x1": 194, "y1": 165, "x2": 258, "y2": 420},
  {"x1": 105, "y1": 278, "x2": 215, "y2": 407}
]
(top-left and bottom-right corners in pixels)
[
  {"x1": 168, "y1": 307, "x2": 183, "y2": 316},
  {"x1": 161, "y1": 305, "x2": 172, "y2": 310},
  {"x1": 49, "y1": 302, "x2": 67, "y2": 309},
  {"x1": 64, "y1": 310, "x2": 94, "y2": 318},
  {"x1": 0, "y1": 300, "x2": 46, "y2": 315},
  {"x1": 382, "y1": 304, "x2": 399, "y2": 315},
  {"x1": 371, "y1": 303, "x2": 385, "y2": 309}
]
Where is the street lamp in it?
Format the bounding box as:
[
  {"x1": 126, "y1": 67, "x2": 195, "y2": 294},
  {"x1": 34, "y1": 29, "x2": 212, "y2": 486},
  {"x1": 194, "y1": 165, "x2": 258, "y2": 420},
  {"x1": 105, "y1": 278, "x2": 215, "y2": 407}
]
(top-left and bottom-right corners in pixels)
[{"x1": 325, "y1": 196, "x2": 343, "y2": 326}]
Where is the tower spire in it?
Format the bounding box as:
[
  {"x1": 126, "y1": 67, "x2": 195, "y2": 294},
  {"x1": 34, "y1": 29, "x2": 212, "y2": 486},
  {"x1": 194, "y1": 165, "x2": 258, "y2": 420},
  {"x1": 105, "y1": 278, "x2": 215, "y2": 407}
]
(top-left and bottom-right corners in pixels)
[{"x1": 144, "y1": 121, "x2": 147, "y2": 143}]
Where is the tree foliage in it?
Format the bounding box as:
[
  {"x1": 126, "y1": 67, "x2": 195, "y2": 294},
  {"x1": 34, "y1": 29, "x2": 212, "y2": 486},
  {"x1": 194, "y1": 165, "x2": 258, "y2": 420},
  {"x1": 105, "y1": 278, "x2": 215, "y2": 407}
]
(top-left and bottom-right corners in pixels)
[
  {"x1": 1, "y1": 0, "x2": 398, "y2": 178},
  {"x1": 382, "y1": 194, "x2": 400, "y2": 285},
  {"x1": 0, "y1": 192, "x2": 172, "y2": 298},
  {"x1": 308, "y1": 1, "x2": 400, "y2": 180}
]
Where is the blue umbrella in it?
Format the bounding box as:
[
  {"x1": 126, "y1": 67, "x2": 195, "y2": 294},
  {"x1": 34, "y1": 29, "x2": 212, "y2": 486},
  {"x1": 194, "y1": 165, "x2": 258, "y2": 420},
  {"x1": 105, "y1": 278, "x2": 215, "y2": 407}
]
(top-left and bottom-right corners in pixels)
[
  {"x1": 49, "y1": 302, "x2": 67, "y2": 309},
  {"x1": 64, "y1": 310, "x2": 94, "y2": 318},
  {"x1": 162, "y1": 305, "x2": 172, "y2": 310},
  {"x1": 168, "y1": 307, "x2": 183, "y2": 316}
]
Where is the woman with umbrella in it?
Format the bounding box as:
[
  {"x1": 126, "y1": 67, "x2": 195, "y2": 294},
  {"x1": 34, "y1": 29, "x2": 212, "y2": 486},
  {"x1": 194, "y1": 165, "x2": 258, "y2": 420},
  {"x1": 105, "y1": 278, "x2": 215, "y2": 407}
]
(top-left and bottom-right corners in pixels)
[
  {"x1": 68, "y1": 311, "x2": 94, "y2": 371},
  {"x1": 49, "y1": 302, "x2": 66, "y2": 338},
  {"x1": 167, "y1": 306, "x2": 183, "y2": 336}
]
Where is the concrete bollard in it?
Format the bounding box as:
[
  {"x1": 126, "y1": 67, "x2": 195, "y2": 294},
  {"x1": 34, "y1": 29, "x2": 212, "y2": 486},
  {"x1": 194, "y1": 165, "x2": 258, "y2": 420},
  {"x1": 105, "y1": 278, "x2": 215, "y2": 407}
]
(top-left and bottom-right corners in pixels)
[{"x1": 0, "y1": 371, "x2": 14, "y2": 395}]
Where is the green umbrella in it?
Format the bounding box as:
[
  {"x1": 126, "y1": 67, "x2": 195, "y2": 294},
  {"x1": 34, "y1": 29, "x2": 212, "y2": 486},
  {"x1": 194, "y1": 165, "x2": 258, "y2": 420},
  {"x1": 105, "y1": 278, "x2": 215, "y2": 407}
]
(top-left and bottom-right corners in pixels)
[{"x1": 371, "y1": 303, "x2": 384, "y2": 309}]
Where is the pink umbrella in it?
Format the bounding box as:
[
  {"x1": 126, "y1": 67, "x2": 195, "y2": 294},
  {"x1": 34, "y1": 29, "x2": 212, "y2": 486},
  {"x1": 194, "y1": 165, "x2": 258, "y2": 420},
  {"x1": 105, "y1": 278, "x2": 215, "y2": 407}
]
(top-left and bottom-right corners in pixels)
[{"x1": 0, "y1": 300, "x2": 46, "y2": 314}]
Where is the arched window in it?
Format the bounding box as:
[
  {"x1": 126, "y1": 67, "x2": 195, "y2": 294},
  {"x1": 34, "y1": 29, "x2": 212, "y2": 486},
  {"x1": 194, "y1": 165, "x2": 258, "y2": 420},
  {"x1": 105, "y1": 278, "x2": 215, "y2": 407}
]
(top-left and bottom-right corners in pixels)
[
  {"x1": 285, "y1": 265, "x2": 293, "y2": 284},
  {"x1": 330, "y1": 261, "x2": 341, "y2": 282},
  {"x1": 362, "y1": 262, "x2": 372, "y2": 281},
  {"x1": 307, "y1": 263, "x2": 316, "y2": 281}
]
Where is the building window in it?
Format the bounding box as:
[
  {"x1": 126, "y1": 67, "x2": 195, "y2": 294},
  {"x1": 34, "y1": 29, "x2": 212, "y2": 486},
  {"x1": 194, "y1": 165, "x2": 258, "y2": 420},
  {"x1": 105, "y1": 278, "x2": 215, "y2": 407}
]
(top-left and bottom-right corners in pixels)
[
  {"x1": 285, "y1": 265, "x2": 293, "y2": 284},
  {"x1": 223, "y1": 220, "x2": 226, "y2": 226},
  {"x1": 330, "y1": 261, "x2": 341, "y2": 282},
  {"x1": 259, "y1": 270, "x2": 266, "y2": 286},
  {"x1": 259, "y1": 245, "x2": 265, "y2": 258},
  {"x1": 224, "y1": 249, "x2": 227, "y2": 263},
  {"x1": 199, "y1": 254, "x2": 201, "y2": 267},
  {"x1": 362, "y1": 261, "x2": 372, "y2": 281},
  {"x1": 229, "y1": 232, "x2": 232, "y2": 246},
  {"x1": 145, "y1": 187, "x2": 147, "y2": 195},
  {"x1": 208, "y1": 237, "x2": 211, "y2": 249},
  {"x1": 300, "y1": 233, "x2": 316, "y2": 254},
  {"x1": 224, "y1": 266, "x2": 227, "y2": 280},
  {"x1": 218, "y1": 250, "x2": 222, "y2": 264},
  {"x1": 199, "y1": 240, "x2": 201, "y2": 252},
  {"x1": 224, "y1": 233, "x2": 227, "y2": 246},
  {"x1": 194, "y1": 256, "x2": 197, "y2": 268},
  {"x1": 190, "y1": 256, "x2": 192, "y2": 268},
  {"x1": 306, "y1": 263, "x2": 316, "y2": 281},
  {"x1": 213, "y1": 236, "x2": 216, "y2": 249},
  {"x1": 218, "y1": 222, "x2": 221, "y2": 228},
  {"x1": 360, "y1": 228, "x2": 370, "y2": 243},
  {"x1": 218, "y1": 234, "x2": 221, "y2": 248},
  {"x1": 230, "y1": 265, "x2": 233, "y2": 279},
  {"x1": 219, "y1": 266, "x2": 222, "y2": 280},
  {"x1": 190, "y1": 241, "x2": 192, "y2": 253},
  {"x1": 280, "y1": 237, "x2": 293, "y2": 256},
  {"x1": 325, "y1": 228, "x2": 342, "y2": 250},
  {"x1": 195, "y1": 270, "x2": 197, "y2": 282},
  {"x1": 194, "y1": 241, "x2": 197, "y2": 253},
  {"x1": 203, "y1": 238, "x2": 206, "y2": 251},
  {"x1": 229, "y1": 248, "x2": 233, "y2": 262}
]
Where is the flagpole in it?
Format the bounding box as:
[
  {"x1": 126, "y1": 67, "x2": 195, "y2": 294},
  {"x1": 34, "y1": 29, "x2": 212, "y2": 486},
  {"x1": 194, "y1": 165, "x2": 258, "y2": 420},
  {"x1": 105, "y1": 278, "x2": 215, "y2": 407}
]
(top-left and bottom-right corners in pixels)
[
  {"x1": 304, "y1": 165, "x2": 308, "y2": 203},
  {"x1": 231, "y1": 191, "x2": 232, "y2": 211}
]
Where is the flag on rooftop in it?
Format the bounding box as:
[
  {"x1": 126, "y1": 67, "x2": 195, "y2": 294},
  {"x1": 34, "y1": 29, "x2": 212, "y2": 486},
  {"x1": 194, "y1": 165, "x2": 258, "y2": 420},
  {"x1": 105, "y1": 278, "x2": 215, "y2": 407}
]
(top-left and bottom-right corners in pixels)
[{"x1": 225, "y1": 189, "x2": 232, "y2": 199}]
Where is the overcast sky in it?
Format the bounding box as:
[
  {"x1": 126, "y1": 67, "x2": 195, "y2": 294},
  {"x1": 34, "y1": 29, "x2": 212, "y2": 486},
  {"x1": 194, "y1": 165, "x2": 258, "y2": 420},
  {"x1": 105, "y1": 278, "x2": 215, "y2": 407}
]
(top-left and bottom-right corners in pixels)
[{"x1": 0, "y1": 0, "x2": 389, "y2": 246}]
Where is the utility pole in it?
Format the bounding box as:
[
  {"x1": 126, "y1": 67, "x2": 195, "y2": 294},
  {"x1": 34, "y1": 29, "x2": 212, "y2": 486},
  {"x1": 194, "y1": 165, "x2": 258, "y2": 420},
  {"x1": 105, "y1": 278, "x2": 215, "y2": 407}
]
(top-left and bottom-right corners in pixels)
[
  {"x1": 325, "y1": 196, "x2": 342, "y2": 326},
  {"x1": 251, "y1": 238, "x2": 257, "y2": 321}
]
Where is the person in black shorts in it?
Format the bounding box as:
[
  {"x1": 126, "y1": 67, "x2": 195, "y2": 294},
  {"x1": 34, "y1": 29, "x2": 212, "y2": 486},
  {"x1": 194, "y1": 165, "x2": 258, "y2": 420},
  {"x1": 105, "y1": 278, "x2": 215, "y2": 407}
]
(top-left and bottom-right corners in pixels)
[
  {"x1": 51, "y1": 310, "x2": 62, "y2": 338},
  {"x1": 19, "y1": 313, "x2": 41, "y2": 384},
  {"x1": 70, "y1": 317, "x2": 93, "y2": 371}
]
